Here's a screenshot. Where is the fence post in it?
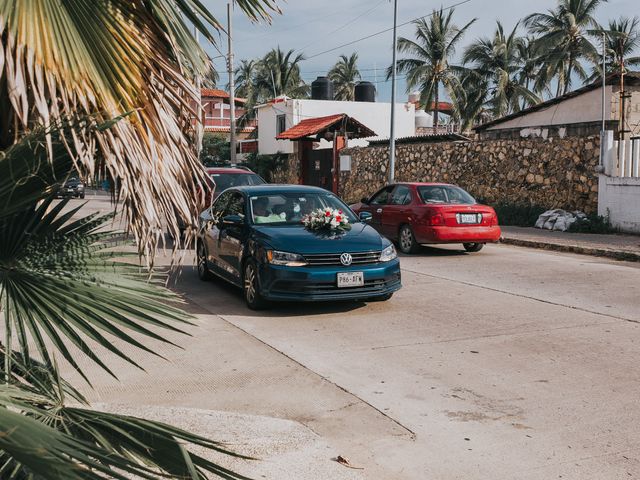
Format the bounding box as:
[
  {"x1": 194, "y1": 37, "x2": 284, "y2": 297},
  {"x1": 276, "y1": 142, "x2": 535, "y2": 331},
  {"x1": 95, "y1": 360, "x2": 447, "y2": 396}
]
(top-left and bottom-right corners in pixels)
[{"x1": 632, "y1": 139, "x2": 640, "y2": 178}]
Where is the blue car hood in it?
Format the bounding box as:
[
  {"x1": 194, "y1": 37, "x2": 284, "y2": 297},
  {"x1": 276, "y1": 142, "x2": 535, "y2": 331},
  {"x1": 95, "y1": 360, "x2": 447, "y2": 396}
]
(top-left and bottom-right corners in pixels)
[{"x1": 253, "y1": 223, "x2": 386, "y2": 254}]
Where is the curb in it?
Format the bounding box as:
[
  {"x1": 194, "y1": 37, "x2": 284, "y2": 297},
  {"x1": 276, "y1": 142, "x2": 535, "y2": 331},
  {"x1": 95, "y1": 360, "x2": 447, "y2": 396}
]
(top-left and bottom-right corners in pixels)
[{"x1": 500, "y1": 237, "x2": 640, "y2": 263}]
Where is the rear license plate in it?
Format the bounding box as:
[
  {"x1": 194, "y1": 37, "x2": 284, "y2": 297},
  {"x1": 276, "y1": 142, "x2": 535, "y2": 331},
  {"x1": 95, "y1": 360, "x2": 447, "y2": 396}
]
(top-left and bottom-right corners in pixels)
[
  {"x1": 457, "y1": 213, "x2": 480, "y2": 224},
  {"x1": 337, "y1": 272, "x2": 364, "y2": 288}
]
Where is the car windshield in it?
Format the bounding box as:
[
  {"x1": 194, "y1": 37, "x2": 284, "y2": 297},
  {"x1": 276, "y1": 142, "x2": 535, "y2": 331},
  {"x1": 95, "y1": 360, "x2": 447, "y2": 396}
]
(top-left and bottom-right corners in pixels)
[
  {"x1": 210, "y1": 173, "x2": 264, "y2": 191},
  {"x1": 417, "y1": 185, "x2": 475, "y2": 205},
  {"x1": 249, "y1": 192, "x2": 358, "y2": 225}
]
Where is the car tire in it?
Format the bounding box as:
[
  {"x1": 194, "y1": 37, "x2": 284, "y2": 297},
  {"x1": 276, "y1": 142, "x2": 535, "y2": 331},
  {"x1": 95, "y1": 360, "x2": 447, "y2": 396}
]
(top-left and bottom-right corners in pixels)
[
  {"x1": 463, "y1": 242, "x2": 484, "y2": 252},
  {"x1": 196, "y1": 241, "x2": 213, "y2": 281},
  {"x1": 398, "y1": 225, "x2": 420, "y2": 254},
  {"x1": 79, "y1": 193, "x2": 85, "y2": 199},
  {"x1": 243, "y1": 259, "x2": 269, "y2": 310}
]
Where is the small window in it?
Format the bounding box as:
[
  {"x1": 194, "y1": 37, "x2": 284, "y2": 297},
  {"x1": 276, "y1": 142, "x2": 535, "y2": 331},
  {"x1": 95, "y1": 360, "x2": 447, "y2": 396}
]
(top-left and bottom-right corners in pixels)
[
  {"x1": 370, "y1": 186, "x2": 394, "y2": 205},
  {"x1": 390, "y1": 185, "x2": 411, "y2": 205},
  {"x1": 276, "y1": 115, "x2": 287, "y2": 135},
  {"x1": 211, "y1": 191, "x2": 231, "y2": 222},
  {"x1": 224, "y1": 192, "x2": 246, "y2": 219}
]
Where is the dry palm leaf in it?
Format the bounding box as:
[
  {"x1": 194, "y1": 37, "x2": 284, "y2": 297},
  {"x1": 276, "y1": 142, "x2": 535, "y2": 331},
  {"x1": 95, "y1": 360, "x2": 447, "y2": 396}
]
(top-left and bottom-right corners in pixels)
[{"x1": 0, "y1": 0, "x2": 278, "y2": 263}]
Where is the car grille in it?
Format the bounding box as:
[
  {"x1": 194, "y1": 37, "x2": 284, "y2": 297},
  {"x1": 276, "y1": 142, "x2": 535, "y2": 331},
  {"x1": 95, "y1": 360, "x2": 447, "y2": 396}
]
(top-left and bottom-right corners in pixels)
[
  {"x1": 271, "y1": 276, "x2": 401, "y2": 297},
  {"x1": 303, "y1": 251, "x2": 381, "y2": 266}
]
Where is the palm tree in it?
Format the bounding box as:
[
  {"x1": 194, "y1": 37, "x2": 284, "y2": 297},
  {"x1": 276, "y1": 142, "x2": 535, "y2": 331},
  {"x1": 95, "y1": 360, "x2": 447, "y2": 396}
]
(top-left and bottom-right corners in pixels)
[
  {"x1": 235, "y1": 59, "x2": 259, "y2": 99},
  {"x1": 525, "y1": 0, "x2": 606, "y2": 96},
  {"x1": 389, "y1": 8, "x2": 476, "y2": 132},
  {"x1": 590, "y1": 16, "x2": 640, "y2": 78},
  {"x1": 329, "y1": 53, "x2": 361, "y2": 101},
  {"x1": 462, "y1": 22, "x2": 540, "y2": 119},
  {"x1": 1, "y1": 0, "x2": 278, "y2": 477},
  {"x1": 255, "y1": 47, "x2": 309, "y2": 99}
]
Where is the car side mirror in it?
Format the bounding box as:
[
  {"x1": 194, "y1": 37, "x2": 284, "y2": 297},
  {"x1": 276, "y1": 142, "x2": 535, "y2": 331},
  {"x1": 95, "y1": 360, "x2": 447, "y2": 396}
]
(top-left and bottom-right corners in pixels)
[
  {"x1": 221, "y1": 214, "x2": 244, "y2": 227},
  {"x1": 360, "y1": 197, "x2": 369, "y2": 204},
  {"x1": 359, "y1": 211, "x2": 372, "y2": 223}
]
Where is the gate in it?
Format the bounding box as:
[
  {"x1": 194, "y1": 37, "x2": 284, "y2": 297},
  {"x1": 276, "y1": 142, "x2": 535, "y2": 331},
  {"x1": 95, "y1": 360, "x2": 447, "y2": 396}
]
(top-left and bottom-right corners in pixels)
[{"x1": 303, "y1": 149, "x2": 333, "y2": 190}]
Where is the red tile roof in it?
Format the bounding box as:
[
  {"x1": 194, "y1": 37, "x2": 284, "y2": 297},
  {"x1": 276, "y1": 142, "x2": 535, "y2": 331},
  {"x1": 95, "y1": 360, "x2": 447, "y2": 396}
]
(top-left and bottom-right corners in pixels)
[
  {"x1": 201, "y1": 88, "x2": 246, "y2": 104},
  {"x1": 276, "y1": 114, "x2": 376, "y2": 140}
]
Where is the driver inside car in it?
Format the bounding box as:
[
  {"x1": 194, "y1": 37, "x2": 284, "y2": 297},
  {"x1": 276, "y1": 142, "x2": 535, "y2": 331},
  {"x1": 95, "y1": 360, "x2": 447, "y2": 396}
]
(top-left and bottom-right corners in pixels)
[{"x1": 252, "y1": 197, "x2": 284, "y2": 224}]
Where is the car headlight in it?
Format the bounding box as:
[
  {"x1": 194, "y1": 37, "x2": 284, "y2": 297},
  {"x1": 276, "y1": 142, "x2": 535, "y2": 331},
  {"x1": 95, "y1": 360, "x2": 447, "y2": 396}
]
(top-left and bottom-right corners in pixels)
[
  {"x1": 379, "y1": 244, "x2": 397, "y2": 262},
  {"x1": 266, "y1": 250, "x2": 308, "y2": 267}
]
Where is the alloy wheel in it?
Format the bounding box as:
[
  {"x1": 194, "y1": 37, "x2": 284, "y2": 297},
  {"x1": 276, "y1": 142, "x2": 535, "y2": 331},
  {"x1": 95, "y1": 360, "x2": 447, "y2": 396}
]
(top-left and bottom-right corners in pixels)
[{"x1": 244, "y1": 263, "x2": 257, "y2": 304}]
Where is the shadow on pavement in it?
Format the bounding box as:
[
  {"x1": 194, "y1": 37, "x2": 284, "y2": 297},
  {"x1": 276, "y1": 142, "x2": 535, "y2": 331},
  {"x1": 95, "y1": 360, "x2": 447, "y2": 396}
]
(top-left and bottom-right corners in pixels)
[{"x1": 171, "y1": 266, "x2": 374, "y2": 318}]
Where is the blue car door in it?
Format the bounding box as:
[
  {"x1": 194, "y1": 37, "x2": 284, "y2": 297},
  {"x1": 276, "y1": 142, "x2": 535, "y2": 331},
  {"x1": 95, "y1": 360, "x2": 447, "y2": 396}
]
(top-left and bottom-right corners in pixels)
[
  {"x1": 218, "y1": 191, "x2": 246, "y2": 284},
  {"x1": 204, "y1": 191, "x2": 231, "y2": 274}
]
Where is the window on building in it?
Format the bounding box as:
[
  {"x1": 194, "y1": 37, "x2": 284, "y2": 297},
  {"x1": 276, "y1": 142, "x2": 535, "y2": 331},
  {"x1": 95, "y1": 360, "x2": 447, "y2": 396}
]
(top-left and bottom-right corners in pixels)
[{"x1": 276, "y1": 114, "x2": 287, "y2": 135}]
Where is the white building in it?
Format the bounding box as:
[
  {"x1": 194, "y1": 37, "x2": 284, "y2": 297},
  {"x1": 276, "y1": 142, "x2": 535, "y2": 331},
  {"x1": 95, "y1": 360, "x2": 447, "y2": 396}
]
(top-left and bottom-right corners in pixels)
[{"x1": 256, "y1": 97, "x2": 416, "y2": 155}]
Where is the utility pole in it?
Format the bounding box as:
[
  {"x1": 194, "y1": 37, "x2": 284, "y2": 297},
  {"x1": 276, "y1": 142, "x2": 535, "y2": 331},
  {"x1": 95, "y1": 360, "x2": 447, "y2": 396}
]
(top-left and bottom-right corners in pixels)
[
  {"x1": 601, "y1": 32, "x2": 606, "y2": 134},
  {"x1": 388, "y1": 0, "x2": 398, "y2": 184},
  {"x1": 227, "y1": 2, "x2": 237, "y2": 164},
  {"x1": 600, "y1": 31, "x2": 606, "y2": 170}
]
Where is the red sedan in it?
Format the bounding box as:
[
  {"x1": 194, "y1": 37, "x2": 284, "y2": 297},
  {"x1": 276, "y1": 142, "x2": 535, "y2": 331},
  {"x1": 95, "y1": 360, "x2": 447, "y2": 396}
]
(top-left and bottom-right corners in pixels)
[{"x1": 350, "y1": 183, "x2": 501, "y2": 254}]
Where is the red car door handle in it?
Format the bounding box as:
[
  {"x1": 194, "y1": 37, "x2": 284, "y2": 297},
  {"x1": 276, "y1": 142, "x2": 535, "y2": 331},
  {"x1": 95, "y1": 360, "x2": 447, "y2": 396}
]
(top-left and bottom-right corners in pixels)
[{"x1": 376, "y1": 208, "x2": 383, "y2": 213}]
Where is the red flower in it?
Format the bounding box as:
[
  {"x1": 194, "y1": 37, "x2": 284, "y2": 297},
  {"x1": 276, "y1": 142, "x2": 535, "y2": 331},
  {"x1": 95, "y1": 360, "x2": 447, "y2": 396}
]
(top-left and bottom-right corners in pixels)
[
  {"x1": 336, "y1": 215, "x2": 342, "y2": 222},
  {"x1": 338, "y1": 210, "x2": 343, "y2": 214},
  {"x1": 325, "y1": 211, "x2": 331, "y2": 217}
]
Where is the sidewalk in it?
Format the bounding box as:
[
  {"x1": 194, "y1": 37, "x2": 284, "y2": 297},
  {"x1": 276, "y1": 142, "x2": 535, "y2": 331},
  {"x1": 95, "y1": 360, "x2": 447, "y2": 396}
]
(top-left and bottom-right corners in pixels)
[{"x1": 500, "y1": 226, "x2": 640, "y2": 262}]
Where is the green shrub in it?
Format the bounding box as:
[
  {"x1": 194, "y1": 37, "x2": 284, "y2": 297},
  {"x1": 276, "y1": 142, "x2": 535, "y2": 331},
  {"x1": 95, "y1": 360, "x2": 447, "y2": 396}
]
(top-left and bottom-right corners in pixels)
[
  {"x1": 568, "y1": 213, "x2": 616, "y2": 234},
  {"x1": 491, "y1": 203, "x2": 547, "y2": 227},
  {"x1": 244, "y1": 151, "x2": 288, "y2": 182}
]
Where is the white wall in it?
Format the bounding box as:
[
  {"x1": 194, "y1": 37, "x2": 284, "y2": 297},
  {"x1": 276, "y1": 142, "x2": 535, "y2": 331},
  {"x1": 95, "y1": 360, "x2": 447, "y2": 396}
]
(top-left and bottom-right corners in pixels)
[
  {"x1": 257, "y1": 99, "x2": 296, "y2": 155},
  {"x1": 598, "y1": 175, "x2": 640, "y2": 233},
  {"x1": 257, "y1": 98, "x2": 415, "y2": 155},
  {"x1": 486, "y1": 87, "x2": 613, "y2": 131}
]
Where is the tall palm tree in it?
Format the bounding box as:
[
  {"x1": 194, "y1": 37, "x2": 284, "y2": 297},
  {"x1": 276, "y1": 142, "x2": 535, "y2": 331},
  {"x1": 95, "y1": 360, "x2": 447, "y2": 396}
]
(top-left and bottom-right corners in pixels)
[
  {"x1": 591, "y1": 16, "x2": 640, "y2": 78},
  {"x1": 329, "y1": 53, "x2": 361, "y2": 101},
  {"x1": 255, "y1": 47, "x2": 309, "y2": 99},
  {"x1": 389, "y1": 8, "x2": 476, "y2": 132},
  {"x1": 463, "y1": 22, "x2": 540, "y2": 119},
  {"x1": 525, "y1": 0, "x2": 606, "y2": 96},
  {"x1": 235, "y1": 59, "x2": 259, "y2": 99}
]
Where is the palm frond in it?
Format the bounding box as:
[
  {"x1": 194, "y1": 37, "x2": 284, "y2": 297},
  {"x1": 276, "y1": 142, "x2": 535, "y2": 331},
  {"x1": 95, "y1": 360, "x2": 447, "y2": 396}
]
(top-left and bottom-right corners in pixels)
[{"x1": 0, "y1": 0, "x2": 279, "y2": 260}]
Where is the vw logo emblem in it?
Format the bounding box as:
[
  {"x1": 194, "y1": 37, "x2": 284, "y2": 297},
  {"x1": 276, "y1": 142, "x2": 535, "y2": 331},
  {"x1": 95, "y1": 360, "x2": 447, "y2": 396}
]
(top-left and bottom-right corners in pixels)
[{"x1": 340, "y1": 253, "x2": 353, "y2": 266}]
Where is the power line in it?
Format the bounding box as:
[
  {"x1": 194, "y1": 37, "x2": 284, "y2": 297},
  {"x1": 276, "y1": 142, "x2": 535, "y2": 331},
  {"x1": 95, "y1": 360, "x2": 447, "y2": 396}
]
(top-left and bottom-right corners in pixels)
[
  {"x1": 304, "y1": 0, "x2": 473, "y2": 60},
  {"x1": 296, "y1": 0, "x2": 388, "y2": 53}
]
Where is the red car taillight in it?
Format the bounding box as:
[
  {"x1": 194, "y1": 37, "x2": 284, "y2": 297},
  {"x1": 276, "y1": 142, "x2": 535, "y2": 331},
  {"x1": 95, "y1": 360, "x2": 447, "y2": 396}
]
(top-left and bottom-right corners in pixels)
[{"x1": 426, "y1": 212, "x2": 445, "y2": 226}]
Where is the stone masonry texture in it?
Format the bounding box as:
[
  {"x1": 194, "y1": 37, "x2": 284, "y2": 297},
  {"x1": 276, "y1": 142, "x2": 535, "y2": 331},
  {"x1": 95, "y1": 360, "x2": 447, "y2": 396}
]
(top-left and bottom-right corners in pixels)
[{"x1": 339, "y1": 135, "x2": 600, "y2": 212}]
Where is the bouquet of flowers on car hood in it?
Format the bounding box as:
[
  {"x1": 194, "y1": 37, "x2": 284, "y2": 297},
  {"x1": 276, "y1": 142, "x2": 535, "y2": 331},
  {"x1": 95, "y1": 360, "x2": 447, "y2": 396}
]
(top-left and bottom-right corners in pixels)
[{"x1": 302, "y1": 207, "x2": 352, "y2": 232}]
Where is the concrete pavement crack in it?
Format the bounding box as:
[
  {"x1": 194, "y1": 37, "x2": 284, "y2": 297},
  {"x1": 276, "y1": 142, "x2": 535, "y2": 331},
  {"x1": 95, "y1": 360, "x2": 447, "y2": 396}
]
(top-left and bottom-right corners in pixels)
[
  {"x1": 182, "y1": 292, "x2": 417, "y2": 440},
  {"x1": 402, "y1": 267, "x2": 640, "y2": 325}
]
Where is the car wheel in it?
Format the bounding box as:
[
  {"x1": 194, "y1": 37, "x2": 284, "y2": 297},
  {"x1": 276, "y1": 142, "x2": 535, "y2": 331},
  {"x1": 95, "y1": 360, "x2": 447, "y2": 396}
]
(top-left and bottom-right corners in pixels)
[
  {"x1": 79, "y1": 193, "x2": 85, "y2": 199},
  {"x1": 196, "y1": 241, "x2": 213, "y2": 281},
  {"x1": 463, "y1": 242, "x2": 484, "y2": 252},
  {"x1": 398, "y1": 225, "x2": 419, "y2": 254},
  {"x1": 243, "y1": 259, "x2": 268, "y2": 310}
]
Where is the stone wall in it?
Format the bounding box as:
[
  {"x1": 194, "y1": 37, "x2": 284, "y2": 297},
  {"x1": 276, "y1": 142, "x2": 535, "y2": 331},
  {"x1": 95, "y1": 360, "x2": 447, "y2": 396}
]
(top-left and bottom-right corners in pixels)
[{"x1": 339, "y1": 135, "x2": 600, "y2": 212}]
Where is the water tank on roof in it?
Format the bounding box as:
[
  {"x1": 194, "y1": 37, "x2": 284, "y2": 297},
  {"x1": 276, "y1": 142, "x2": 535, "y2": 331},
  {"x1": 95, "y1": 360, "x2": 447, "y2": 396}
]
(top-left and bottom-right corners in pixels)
[
  {"x1": 408, "y1": 91, "x2": 421, "y2": 103},
  {"x1": 311, "y1": 76, "x2": 334, "y2": 100},
  {"x1": 354, "y1": 81, "x2": 376, "y2": 102},
  {"x1": 415, "y1": 109, "x2": 433, "y2": 128}
]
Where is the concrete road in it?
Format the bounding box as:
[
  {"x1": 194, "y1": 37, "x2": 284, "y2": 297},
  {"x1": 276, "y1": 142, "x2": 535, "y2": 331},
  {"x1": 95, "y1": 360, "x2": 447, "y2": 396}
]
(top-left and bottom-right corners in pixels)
[{"x1": 61, "y1": 196, "x2": 640, "y2": 479}]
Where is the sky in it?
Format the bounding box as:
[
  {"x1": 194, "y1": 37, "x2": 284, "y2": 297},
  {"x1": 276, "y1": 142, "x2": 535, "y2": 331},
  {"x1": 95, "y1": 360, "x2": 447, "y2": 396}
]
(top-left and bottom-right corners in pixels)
[{"x1": 200, "y1": 0, "x2": 639, "y2": 101}]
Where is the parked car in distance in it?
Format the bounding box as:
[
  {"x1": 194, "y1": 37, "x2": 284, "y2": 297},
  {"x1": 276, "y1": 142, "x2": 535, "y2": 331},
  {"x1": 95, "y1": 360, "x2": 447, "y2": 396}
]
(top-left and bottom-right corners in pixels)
[
  {"x1": 57, "y1": 176, "x2": 85, "y2": 198},
  {"x1": 197, "y1": 185, "x2": 401, "y2": 309},
  {"x1": 177, "y1": 167, "x2": 266, "y2": 236},
  {"x1": 350, "y1": 183, "x2": 501, "y2": 254}
]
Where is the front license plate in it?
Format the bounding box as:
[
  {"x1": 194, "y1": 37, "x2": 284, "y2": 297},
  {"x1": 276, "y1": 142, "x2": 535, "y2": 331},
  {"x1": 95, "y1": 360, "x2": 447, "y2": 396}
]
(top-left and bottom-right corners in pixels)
[
  {"x1": 458, "y1": 213, "x2": 480, "y2": 224},
  {"x1": 337, "y1": 272, "x2": 364, "y2": 288}
]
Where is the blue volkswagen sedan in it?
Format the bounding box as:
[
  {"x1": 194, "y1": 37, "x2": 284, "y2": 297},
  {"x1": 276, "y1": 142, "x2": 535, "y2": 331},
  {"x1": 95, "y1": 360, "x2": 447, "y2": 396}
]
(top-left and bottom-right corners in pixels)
[{"x1": 196, "y1": 185, "x2": 401, "y2": 309}]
